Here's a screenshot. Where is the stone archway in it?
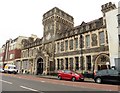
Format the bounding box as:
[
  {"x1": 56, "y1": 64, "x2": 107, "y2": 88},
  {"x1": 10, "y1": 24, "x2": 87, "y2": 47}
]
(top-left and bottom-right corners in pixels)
[
  {"x1": 94, "y1": 53, "x2": 110, "y2": 71},
  {"x1": 37, "y1": 57, "x2": 44, "y2": 75}
]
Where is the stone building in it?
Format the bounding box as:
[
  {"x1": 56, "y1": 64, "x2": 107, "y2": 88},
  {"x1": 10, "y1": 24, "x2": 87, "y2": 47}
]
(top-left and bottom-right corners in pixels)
[
  {"x1": 0, "y1": 36, "x2": 27, "y2": 71},
  {"x1": 21, "y1": 2, "x2": 116, "y2": 75}
]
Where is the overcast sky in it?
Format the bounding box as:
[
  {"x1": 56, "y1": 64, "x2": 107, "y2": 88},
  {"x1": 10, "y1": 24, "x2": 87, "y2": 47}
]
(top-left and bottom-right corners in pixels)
[{"x1": 0, "y1": 0, "x2": 119, "y2": 47}]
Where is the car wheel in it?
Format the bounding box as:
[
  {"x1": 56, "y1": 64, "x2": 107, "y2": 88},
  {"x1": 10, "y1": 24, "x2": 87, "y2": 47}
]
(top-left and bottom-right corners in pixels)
[
  {"x1": 58, "y1": 76, "x2": 62, "y2": 80},
  {"x1": 72, "y1": 77, "x2": 76, "y2": 82},
  {"x1": 95, "y1": 77, "x2": 102, "y2": 84}
]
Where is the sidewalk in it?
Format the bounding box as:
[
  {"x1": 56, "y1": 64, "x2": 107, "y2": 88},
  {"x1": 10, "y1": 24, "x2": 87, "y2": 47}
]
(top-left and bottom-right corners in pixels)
[
  {"x1": 36, "y1": 75, "x2": 94, "y2": 82},
  {"x1": 15, "y1": 73, "x2": 94, "y2": 82}
]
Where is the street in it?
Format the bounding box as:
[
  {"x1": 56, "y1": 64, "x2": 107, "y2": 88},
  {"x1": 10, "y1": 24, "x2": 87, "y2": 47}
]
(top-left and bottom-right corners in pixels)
[{"x1": 1, "y1": 73, "x2": 119, "y2": 93}]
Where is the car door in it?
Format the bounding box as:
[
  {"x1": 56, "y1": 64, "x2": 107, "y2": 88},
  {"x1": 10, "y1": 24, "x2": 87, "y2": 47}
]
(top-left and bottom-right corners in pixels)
[
  {"x1": 64, "y1": 70, "x2": 72, "y2": 80},
  {"x1": 99, "y1": 70, "x2": 109, "y2": 81},
  {"x1": 108, "y1": 70, "x2": 119, "y2": 82}
]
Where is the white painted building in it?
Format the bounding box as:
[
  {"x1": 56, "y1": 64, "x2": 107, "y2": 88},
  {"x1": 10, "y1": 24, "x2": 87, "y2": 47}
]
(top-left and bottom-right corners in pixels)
[{"x1": 106, "y1": 2, "x2": 120, "y2": 70}]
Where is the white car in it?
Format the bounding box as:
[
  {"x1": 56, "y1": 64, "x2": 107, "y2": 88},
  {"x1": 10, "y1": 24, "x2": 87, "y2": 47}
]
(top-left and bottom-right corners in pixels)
[{"x1": 4, "y1": 64, "x2": 18, "y2": 74}]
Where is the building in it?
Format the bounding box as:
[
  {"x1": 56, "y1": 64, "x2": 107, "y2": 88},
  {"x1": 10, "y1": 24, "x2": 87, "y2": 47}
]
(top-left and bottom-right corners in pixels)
[
  {"x1": 106, "y1": 2, "x2": 120, "y2": 71},
  {"x1": 0, "y1": 36, "x2": 27, "y2": 71},
  {"x1": 20, "y1": 2, "x2": 117, "y2": 75}
]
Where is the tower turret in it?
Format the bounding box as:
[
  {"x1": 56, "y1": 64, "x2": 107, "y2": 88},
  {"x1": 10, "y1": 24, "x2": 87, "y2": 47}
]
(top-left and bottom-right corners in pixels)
[
  {"x1": 101, "y1": 2, "x2": 116, "y2": 16},
  {"x1": 42, "y1": 7, "x2": 74, "y2": 43}
]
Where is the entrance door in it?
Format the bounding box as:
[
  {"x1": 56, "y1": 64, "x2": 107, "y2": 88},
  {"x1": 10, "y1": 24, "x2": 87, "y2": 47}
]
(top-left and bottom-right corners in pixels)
[{"x1": 37, "y1": 58, "x2": 43, "y2": 75}]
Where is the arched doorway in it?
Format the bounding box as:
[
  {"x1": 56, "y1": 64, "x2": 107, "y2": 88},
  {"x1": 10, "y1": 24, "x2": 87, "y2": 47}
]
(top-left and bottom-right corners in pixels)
[
  {"x1": 37, "y1": 58, "x2": 43, "y2": 75},
  {"x1": 95, "y1": 53, "x2": 110, "y2": 71}
]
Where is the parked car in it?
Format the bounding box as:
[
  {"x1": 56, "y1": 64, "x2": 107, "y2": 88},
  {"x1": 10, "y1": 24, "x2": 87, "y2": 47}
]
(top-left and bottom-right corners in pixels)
[
  {"x1": 4, "y1": 64, "x2": 18, "y2": 74},
  {"x1": 94, "y1": 69, "x2": 120, "y2": 84},
  {"x1": 58, "y1": 70, "x2": 84, "y2": 82}
]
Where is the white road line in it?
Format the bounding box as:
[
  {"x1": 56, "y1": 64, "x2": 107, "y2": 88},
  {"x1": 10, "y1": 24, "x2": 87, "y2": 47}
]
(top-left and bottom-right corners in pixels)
[
  {"x1": 41, "y1": 81, "x2": 45, "y2": 83},
  {"x1": 0, "y1": 80, "x2": 12, "y2": 84},
  {"x1": 20, "y1": 86, "x2": 38, "y2": 92}
]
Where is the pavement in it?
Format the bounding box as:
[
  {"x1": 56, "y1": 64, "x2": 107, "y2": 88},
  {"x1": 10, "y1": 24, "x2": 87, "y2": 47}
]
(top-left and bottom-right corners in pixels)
[
  {"x1": 18, "y1": 73, "x2": 94, "y2": 82},
  {"x1": 36, "y1": 75, "x2": 94, "y2": 82}
]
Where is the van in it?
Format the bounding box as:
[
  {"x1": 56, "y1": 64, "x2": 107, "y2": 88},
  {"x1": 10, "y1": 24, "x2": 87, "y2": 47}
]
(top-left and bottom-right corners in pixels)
[{"x1": 4, "y1": 64, "x2": 18, "y2": 74}]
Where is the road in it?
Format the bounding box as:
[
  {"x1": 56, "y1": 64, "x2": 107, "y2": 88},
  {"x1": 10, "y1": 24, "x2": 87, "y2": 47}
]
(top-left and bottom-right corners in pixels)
[{"x1": 1, "y1": 73, "x2": 119, "y2": 93}]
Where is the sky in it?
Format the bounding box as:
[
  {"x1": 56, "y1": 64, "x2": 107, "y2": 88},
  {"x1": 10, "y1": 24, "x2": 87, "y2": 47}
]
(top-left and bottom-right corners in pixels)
[{"x1": 0, "y1": 0, "x2": 119, "y2": 47}]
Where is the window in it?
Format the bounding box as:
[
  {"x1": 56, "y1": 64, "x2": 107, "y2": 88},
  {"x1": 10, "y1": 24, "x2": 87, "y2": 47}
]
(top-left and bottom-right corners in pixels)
[
  {"x1": 69, "y1": 39, "x2": 73, "y2": 50},
  {"x1": 61, "y1": 42, "x2": 64, "y2": 51},
  {"x1": 75, "y1": 57, "x2": 79, "y2": 70},
  {"x1": 57, "y1": 42, "x2": 60, "y2": 53},
  {"x1": 65, "y1": 58, "x2": 68, "y2": 69},
  {"x1": 119, "y1": 35, "x2": 120, "y2": 46},
  {"x1": 85, "y1": 35, "x2": 90, "y2": 48},
  {"x1": 13, "y1": 44, "x2": 16, "y2": 50},
  {"x1": 99, "y1": 31, "x2": 105, "y2": 45},
  {"x1": 70, "y1": 58, "x2": 73, "y2": 70},
  {"x1": 58, "y1": 24, "x2": 61, "y2": 30},
  {"x1": 57, "y1": 59, "x2": 60, "y2": 70},
  {"x1": 86, "y1": 56, "x2": 91, "y2": 70},
  {"x1": 118, "y1": 14, "x2": 120, "y2": 27},
  {"x1": 0, "y1": 57, "x2": 3, "y2": 61},
  {"x1": 9, "y1": 54, "x2": 14, "y2": 59},
  {"x1": 108, "y1": 70, "x2": 118, "y2": 75},
  {"x1": 0, "y1": 49, "x2": 2, "y2": 54},
  {"x1": 46, "y1": 26, "x2": 49, "y2": 31},
  {"x1": 75, "y1": 38, "x2": 78, "y2": 49},
  {"x1": 97, "y1": 70, "x2": 107, "y2": 75},
  {"x1": 64, "y1": 70, "x2": 71, "y2": 73},
  {"x1": 65, "y1": 40, "x2": 68, "y2": 51},
  {"x1": 61, "y1": 59, "x2": 64, "y2": 70}
]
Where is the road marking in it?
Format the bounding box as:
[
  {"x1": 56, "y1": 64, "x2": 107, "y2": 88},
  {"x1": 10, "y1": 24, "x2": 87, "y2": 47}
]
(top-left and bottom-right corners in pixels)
[
  {"x1": 0, "y1": 80, "x2": 12, "y2": 84},
  {"x1": 20, "y1": 86, "x2": 38, "y2": 91},
  {"x1": 41, "y1": 81, "x2": 45, "y2": 83}
]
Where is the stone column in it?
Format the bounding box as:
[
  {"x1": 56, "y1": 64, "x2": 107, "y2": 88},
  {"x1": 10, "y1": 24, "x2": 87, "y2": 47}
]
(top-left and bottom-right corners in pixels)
[
  {"x1": 94, "y1": 62, "x2": 98, "y2": 71},
  {"x1": 45, "y1": 55, "x2": 49, "y2": 75},
  {"x1": 55, "y1": 59, "x2": 58, "y2": 71},
  {"x1": 91, "y1": 56, "x2": 93, "y2": 72},
  {"x1": 34, "y1": 58, "x2": 37, "y2": 75},
  {"x1": 20, "y1": 60, "x2": 22, "y2": 74}
]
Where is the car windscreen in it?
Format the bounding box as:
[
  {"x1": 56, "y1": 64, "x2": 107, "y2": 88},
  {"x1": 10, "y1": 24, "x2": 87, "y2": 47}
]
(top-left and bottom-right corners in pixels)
[{"x1": 8, "y1": 66, "x2": 16, "y2": 69}]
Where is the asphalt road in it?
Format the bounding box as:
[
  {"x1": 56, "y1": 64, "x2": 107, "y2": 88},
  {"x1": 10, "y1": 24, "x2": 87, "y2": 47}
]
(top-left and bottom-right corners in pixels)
[{"x1": 1, "y1": 74, "x2": 103, "y2": 93}]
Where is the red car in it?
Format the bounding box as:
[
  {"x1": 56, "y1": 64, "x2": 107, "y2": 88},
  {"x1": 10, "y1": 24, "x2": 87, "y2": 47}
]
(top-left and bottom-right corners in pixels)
[{"x1": 58, "y1": 70, "x2": 84, "y2": 82}]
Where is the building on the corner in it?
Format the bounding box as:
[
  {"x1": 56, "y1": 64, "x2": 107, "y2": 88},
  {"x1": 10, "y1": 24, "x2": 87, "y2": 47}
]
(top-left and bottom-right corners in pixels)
[
  {"x1": 20, "y1": 2, "x2": 117, "y2": 75},
  {"x1": 0, "y1": 36, "x2": 27, "y2": 72},
  {"x1": 106, "y1": 2, "x2": 120, "y2": 71}
]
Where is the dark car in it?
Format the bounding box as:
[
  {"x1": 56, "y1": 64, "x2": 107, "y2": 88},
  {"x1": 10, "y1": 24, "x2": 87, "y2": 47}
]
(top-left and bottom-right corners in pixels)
[
  {"x1": 58, "y1": 70, "x2": 84, "y2": 82},
  {"x1": 94, "y1": 69, "x2": 120, "y2": 84}
]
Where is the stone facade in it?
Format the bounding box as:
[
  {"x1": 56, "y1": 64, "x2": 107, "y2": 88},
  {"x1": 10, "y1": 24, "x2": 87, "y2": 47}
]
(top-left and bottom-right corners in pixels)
[{"x1": 20, "y1": 2, "x2": 116, "y2": 75}]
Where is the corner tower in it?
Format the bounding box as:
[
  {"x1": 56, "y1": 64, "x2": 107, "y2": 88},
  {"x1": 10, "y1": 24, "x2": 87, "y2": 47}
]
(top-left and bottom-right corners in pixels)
[
  {"x1": 42, "y1": 7, "x2": 74, "y2": 43},
  {"x1": 101, "y1": 2, "x2": 116, "y2": 25}
]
